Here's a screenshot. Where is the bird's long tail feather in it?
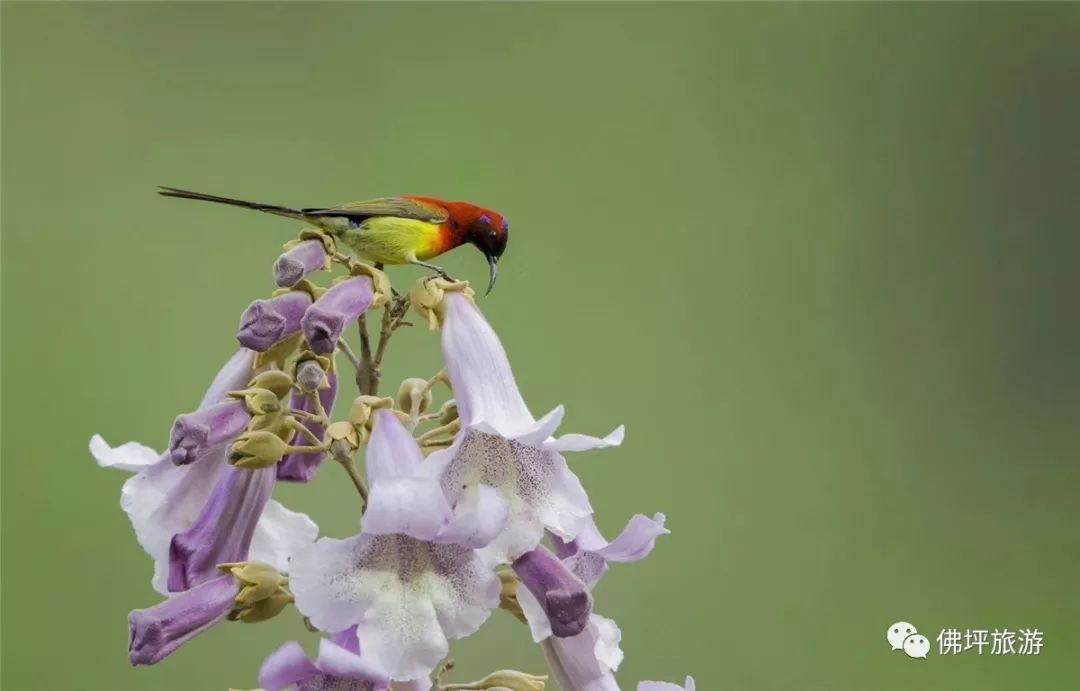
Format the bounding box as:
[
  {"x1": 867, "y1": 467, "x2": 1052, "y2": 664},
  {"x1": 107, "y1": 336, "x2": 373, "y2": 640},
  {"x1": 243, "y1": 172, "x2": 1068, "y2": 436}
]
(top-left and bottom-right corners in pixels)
[{"x1": 157, "y1": 186, "x2": 305, "y2": 221}]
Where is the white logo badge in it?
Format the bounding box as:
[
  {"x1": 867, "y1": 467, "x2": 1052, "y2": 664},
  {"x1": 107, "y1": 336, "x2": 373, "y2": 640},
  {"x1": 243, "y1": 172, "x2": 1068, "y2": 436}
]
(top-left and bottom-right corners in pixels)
[{"x1": 887, "y1": 621, "x2": 928, "y2": 659}]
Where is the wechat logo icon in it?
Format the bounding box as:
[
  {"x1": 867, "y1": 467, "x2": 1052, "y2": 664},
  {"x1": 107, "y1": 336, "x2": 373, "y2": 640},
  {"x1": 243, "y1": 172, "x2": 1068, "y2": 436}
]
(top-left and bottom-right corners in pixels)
[{"x1": 888, "y1": 621, "x2": 929, "y2": 659}]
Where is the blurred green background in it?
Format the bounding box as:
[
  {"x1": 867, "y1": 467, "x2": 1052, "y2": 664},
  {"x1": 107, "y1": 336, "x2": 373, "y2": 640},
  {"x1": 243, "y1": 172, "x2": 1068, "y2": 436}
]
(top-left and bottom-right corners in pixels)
[{"x1": 3, "y1": 2, "x2": 1079, "y2": 690}]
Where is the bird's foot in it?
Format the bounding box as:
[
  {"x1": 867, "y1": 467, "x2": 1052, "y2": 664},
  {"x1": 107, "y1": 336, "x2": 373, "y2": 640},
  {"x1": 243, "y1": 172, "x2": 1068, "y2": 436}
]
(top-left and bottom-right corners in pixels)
[{"x1": 423, "y1": 269, "x2": 456, "y2": 285}]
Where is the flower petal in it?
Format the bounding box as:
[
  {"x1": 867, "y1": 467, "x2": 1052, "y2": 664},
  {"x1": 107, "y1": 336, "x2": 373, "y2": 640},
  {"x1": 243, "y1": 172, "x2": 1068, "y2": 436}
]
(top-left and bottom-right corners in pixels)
[
  {"x1": 591, "y1": 513, "x2": 668, "y2": 563},
  {"x1": 591, "y1": 615, "x2": 624, "y2": 674},
  {"x1": 364, "y1": 476, "x2": 451, "y2": 541},
  {"x1": 435, "y1": 429, "x2": 592, "y2": 562},
  {"x1": 89, "y1": 434, "x2": 161, "y2": 472},
  {"x1": 316, "y1": 638, "x2": 389, "y2": 684},
  {"x1": 290, "y1": 536, "x2": 375, "y2": 634},
  {"x1": 330, "y1": 626, "x2": 361, "y2": 654},
  {"x1": 367, "y1": 410, "x2": 425, "y2": 482},
  {"x1": 541, "y1": 614, "x2": 623, "y2": 691},
  {"x1": 250, "y1": 499, "x2": 320, "y2": 575},
  {"x1": 441, "y1": 293, "x2": 534, "y2": 437},
  {"x1": 435, "y1": 484, "x2": 509, "y2": 549},
  {"x1": 199, "y1": 349, "x2": 256, "y2": 408},
  {"x1": 515, "y1": 585, "x2": 552, "y2": 643},
  {"x1": 557, "y1": 513, "x2": 670, "y2": 589},
  {"x1": 638, "y1": 680, "x2": 695, "y2": 691},
  {"x1": 260, "y1": 641, "x2": 320, "y2": 691},
  {"x1": 511, "y1": 405, "x2": 565, "y2": 447},
  {"x1": 423, "y1": 543, "x2": 501, "y2": 640},
  {"x1": 354, "y1": 603, "x2": 446, "y2": 684},
  {"x1": 533, "y1": 452, "x2": 593, "y2": 544},
  {"x1": 544, "y1": 425, "x2": 625, "y2": 453},
  {"x1": 292, "y1": 534, "x2": 499, "y2": 681}
]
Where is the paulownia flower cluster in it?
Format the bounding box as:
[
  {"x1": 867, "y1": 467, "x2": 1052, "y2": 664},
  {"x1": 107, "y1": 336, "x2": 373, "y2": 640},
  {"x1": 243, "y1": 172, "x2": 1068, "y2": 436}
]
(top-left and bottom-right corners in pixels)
[{"x1": 91, "y1": 229, "x2": 693, "y2": 691}]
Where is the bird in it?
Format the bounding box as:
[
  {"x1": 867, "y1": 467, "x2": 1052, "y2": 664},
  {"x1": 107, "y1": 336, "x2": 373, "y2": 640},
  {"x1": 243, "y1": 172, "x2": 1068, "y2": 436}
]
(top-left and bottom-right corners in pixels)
[{"x1": 157, "y1": 186, "x2": 509, "y2": 294}]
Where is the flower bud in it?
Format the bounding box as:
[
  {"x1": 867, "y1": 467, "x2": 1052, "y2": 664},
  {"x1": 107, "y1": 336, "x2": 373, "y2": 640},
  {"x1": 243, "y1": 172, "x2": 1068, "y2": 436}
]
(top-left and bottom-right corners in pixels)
[
  {"x1": 219, "y1": 561, "x2": 293, "y2": 624},
  {"x1": 410, "y1": 276, "x2": 474, "y2": 330},
  {"x1": 229, "y1": 430, "x2": 289, "y2": 469},
  {"x1": 512, "y1": 547, "x2": 592, "y2": 638},
  {"x1": 278, "y1": 368, "x2": 338, "y2": 483},
  {"x1": 326, "y1": 421, "x2": 360, "y2": 461},
  {"x1": 237, "y1": 291, "x2": 312, "y2": 352},
  {"x1": 229, "y1": 387, "x2": 282, "y2": 416},
  {"x1": 347, "y1": 395, "x2": 395, "y2": 429},
  {"x1": 348, "y1": 261, "x2": 392, "y2": 308},
  {"x1": 295, "y1": 358, "x2": 329, "y2": 394},
  {"x1": 128, "y1": 574, "x2": 238, "y2": 665},
  {"x1": 244, "y1": 408, "x2": 290, "y2": 437},
  {"x1": 274, "y1": 239, "x2": 328, "y2": 287},
  {"x1": 435, "y1": 399, "x2": 459, "y2": 426},
  {"x1": 220, "y1": 561, "x2": 289, "y2": 607},
  {"x1": 232, "y1": 588, "x2": 293, "y2": 623},
  {"x1": 301, "y1": 276, "x2": 375, "y2": 355},
  {"x1": 397, "y1": 377, "x2": 433, "y2": 416},
  {"x1": 169, "y1": 400, "x2": 251, "y2": 466},
  {"x1": 247, "y1": 370, "x2": 294, "y2": 399}
]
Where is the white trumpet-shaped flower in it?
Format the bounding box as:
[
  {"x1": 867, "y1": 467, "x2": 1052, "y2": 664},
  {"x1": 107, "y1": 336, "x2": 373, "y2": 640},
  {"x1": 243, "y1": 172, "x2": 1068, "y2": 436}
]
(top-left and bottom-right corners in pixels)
[
  {"x1": 427, "y1": 293, "x2": 623, "y2": 563},
  {"x1": 90, "y1": 349, "x2": 317, "y2": 594},
  {"x1": 290, "y1": 410, "x2": 505, "y2": 682}
]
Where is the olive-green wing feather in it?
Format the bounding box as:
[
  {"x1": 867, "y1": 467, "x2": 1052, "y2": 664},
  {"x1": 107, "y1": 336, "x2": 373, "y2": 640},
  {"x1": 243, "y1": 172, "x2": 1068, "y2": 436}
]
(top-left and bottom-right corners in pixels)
[{"x1": 302, "y1": 197, "x2": 448, "y2": 224}]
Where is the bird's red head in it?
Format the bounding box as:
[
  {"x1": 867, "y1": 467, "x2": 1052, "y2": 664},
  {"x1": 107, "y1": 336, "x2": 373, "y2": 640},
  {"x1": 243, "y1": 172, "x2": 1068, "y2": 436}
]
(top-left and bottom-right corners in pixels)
[{"x1": 445, "y1": 201, "x2": 509, "y2": 294}]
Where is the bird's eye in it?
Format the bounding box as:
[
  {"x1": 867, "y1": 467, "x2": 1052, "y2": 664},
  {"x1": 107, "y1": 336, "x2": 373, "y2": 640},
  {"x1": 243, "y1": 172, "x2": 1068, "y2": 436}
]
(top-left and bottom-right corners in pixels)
[{"x1": 488, "y1": 230, "x2": 497, "y2": 239}]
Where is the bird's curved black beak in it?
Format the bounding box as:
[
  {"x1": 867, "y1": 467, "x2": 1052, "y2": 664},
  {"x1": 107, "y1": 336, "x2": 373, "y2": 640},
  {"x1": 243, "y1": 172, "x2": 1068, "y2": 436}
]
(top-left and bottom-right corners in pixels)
[{"x1": 485, "y1": 256, "x2": 499, "y2": 296}]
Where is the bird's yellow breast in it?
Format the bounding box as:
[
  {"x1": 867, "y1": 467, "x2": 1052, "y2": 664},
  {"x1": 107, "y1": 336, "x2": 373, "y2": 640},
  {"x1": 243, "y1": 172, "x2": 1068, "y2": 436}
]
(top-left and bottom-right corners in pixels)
[{"x1": 336, "y1": 217, "x2": 445, "y2": 264}]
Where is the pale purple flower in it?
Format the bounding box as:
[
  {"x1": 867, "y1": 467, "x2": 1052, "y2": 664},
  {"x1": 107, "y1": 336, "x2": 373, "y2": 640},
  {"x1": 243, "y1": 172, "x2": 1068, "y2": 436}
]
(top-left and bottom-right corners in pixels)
[
  {"x1": 238, "y1": 290, "x2": 312, "y2": 351},
  {"x1": 90, "y1": 349, "x2": 317, "y2": 594},
  {"x1": 427, "y1": 293, "x2": 623, "y2": 563},
  {"x1": 302, "y1": 276, "x2": 374, "y2": 354},
  {"x1": 637, "y1": 678, "x2": 695, "y2": 691},
  {"x1": 275, "y1": 239, "x2": 328, "y2": 287},
  {"x1": 259, "y1": 627, "x2": 390, "y2": 691},
  {"x1": 129, "y1": 573, "x2": 238, "y2": 665},
  {"x1": 290, "y1": 410, "x2": 504, "y2": 681},
  {"x1": 541, "y1": 616, "x2": 623, "y2": 691},
  {"x1": 519, "y1": 514, "x2": 668, "y2": 691},
  {"x1": 278, "y1": 371, "x2": 338, "y2": 483},
  {"x1": 167, "y1": 466, "x2": 275, "y2": 591}
]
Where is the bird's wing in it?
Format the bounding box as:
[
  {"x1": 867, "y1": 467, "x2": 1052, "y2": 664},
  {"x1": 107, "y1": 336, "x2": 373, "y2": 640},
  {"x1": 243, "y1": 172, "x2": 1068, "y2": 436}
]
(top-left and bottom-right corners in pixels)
[{"x1": 301, "y1": 197, "x2": 449, "y2": 224}]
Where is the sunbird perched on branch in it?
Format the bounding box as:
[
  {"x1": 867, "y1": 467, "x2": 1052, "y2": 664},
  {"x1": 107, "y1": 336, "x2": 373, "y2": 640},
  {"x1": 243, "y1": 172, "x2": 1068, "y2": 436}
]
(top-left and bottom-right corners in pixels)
[{"x1": 158, "y1": 186, "x2": 510, "y2": 294}]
